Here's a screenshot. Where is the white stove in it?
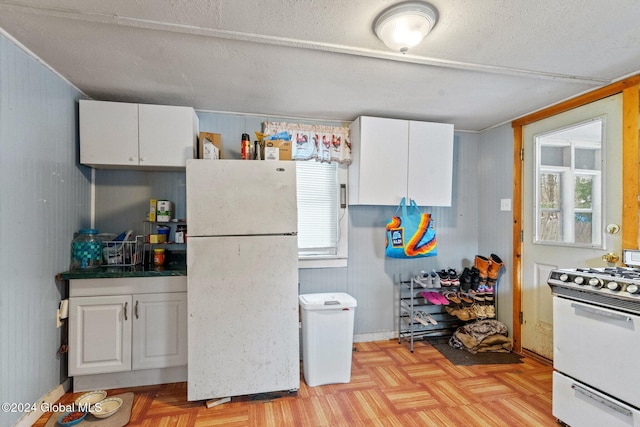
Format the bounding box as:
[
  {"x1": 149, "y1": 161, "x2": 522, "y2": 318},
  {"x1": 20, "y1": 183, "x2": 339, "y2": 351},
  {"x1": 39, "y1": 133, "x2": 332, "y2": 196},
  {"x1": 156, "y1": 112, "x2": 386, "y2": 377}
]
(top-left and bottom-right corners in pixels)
[{"x1": 548, "y1": 261, "x2": 640, "y2": 427}]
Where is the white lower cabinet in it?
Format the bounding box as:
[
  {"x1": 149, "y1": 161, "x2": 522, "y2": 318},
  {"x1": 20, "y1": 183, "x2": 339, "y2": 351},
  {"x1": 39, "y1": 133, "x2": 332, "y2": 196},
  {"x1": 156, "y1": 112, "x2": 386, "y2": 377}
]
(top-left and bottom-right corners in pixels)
[
  {"x1": 132, "y1": 293, "x2": 188, "y2": 370},
  {"x1": 69, "y1": 295, "x2": 133, "y2": 376},
  {"x1": 68, "y1": 277, "x2": 188, "y2": 385},
  {"x1": 69, "y1": 292, "x2": 187, "y2": 376}
]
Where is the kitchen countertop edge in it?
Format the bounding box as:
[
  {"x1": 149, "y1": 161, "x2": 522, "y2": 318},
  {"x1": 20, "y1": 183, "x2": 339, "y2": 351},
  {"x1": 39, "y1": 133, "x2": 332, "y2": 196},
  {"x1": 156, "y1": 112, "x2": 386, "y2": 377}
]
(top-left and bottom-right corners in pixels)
[{"x1": 57, "y1": 266, "x2": 187, "y2": 280}]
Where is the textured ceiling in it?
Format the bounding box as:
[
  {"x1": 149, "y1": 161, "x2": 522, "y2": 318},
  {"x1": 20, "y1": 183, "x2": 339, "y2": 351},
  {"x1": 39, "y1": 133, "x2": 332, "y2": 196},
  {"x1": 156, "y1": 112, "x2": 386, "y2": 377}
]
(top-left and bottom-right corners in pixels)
[{"x1": 1, "y1": 0, "x2": 640, "y2": 131}]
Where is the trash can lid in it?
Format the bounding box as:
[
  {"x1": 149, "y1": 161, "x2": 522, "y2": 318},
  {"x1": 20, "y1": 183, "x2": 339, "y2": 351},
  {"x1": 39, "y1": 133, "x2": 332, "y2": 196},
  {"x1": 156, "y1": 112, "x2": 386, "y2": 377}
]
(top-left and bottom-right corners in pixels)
[{"x1": 299, "y1": 292, "x2": 357, "y2": 310}]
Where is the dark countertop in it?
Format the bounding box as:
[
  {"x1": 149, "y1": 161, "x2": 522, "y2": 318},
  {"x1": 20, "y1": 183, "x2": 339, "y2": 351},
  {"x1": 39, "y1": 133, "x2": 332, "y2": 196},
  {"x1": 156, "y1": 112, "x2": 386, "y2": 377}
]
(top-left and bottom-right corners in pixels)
[
  {"x1": 58, "y1": 251, "x2": 187, "y2": 280},
  {"x1": 57, "y1": 264, "x2": 187, "y2": 280}
]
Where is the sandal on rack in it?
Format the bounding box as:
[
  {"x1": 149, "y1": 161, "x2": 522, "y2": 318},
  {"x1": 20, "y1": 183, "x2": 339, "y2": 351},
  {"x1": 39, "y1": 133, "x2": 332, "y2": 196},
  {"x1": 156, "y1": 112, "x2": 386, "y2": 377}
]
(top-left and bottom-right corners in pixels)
[
  {"x1": 485, "y1": 305, "x2": 496, "y2": 318},
  {"x1": 469, "y1": 289, "x2": 485, "y2": 302},
  {"x1": 457, "y1": 292, "x2": 473, "y2": 305},
  {"x1": 444, "y1": 292, "x2": 461, "y2": 304},
  {"x1": 415, "y1": 311, "x2": 438, "y2": 326},
  {"x1": 414, "y1": 312, "x2": 431, "y2": 326},
  {"x1": 423, "y1": 291, "x2": 449, "y2": 305},
  {"x1": 484, "y1": 285, "x2": 495, "y2": 302},
  {"x1": 421, "y1": 291, "x2": 442, "y2": 305}
]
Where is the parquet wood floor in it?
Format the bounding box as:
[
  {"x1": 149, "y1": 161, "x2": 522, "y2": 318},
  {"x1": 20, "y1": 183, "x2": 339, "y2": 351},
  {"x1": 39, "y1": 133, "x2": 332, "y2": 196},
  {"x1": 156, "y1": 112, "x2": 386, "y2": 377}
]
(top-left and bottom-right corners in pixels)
[{"x1": 34, "y1": 339, "x2": 557, "y2": 426}]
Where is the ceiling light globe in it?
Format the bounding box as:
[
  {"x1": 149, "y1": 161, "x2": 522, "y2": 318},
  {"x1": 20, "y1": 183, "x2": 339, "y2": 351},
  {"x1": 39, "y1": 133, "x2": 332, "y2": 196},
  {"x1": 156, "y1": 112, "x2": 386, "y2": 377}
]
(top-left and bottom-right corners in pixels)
[{"x1": 374, "y1": 1, "x2": 438, "y2": 53}]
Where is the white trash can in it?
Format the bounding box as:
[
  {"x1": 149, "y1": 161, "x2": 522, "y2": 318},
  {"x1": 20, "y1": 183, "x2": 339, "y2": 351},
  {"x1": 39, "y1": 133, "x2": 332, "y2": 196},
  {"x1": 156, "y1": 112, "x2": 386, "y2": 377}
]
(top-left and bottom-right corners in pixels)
[{"x1": 299, "y1": 292, "x2": 357, "y2": 387}]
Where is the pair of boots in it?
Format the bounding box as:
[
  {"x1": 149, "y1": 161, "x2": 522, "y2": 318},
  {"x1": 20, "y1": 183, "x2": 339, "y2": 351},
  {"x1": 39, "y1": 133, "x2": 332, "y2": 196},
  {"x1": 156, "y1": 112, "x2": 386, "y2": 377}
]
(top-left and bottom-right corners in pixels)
[{"x1": 474, "y1": 254, "x2": 504, "y2": 286}]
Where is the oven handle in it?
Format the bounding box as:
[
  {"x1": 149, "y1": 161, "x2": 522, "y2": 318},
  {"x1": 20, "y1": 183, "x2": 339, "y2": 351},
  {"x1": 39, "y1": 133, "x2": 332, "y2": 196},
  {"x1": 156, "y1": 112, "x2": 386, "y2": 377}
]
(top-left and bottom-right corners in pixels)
[
  {"x1": 571, "y1": 303, "x2": 632, "y2": 322},
  {"x1": 572, "y1": 384, "x2": 633, "y2": 417}
]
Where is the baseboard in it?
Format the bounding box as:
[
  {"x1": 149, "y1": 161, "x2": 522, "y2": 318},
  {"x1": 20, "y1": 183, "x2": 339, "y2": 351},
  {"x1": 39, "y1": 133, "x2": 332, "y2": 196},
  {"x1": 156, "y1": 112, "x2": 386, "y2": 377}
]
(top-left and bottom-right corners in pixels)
[
  {"x1": 13, "y1": 382, "x2": 67, "y2": 427},
  {"x1": 353, "y1": 331, "x2": 397, "y2": 343},
  {"x1": 73, "y1": 366, "x2": 187, "y2": 392},
  {"x1": 520, "y1": 348, "x2": 553, "y2": 366}
]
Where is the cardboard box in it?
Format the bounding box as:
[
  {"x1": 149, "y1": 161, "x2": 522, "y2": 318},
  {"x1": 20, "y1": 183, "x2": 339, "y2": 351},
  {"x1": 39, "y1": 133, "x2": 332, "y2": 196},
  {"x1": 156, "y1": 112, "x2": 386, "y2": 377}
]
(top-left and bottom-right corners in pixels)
[
  {"x1": 149, "y1": 199, "x2": 157, "y2": 222},
  {"x1": 198, "y1": 132, "x2": 222, "y2": 159},
  {"x1": 203, "y1": 141, "x2": 219, "y2": 159},
  {"x1": 264, "y1": 139, "x2": 292, "y2": 160}
]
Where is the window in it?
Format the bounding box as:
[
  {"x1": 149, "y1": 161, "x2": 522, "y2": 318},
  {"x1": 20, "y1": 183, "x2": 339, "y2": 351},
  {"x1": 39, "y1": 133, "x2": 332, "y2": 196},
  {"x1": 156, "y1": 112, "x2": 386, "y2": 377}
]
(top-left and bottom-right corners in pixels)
[
  {"x1": 534, "y1": 118, "x2": 603, "y2": 247},
  {"x1": 296, "y1": 162, "x2": 348, "y2": 267}
]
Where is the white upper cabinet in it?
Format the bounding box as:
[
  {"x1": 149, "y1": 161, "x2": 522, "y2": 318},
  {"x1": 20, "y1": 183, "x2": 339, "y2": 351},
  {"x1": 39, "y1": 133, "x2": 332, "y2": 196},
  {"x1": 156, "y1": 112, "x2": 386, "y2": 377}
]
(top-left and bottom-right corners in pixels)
[
  {"x1": 348, "y1": 116, "x2": 454, "y2": 206},
  {"x1": 80, "y1": 100, "x2": 199, "y2": 169}
]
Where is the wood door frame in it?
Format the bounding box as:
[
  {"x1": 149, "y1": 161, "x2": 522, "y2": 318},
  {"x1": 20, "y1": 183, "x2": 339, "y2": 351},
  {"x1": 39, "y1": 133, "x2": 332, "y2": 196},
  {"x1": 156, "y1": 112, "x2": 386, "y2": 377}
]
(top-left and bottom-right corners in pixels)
[{"x1": 510, "y1": 76, "x2": 640, "y2": 353}]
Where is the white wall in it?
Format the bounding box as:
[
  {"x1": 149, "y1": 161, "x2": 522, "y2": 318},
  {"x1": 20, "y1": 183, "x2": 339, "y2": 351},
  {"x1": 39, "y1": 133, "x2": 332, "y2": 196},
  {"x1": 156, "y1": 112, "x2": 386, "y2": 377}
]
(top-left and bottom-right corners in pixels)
[{"x1": 0, "y1": 34, "x2": 90, "y2": 426}]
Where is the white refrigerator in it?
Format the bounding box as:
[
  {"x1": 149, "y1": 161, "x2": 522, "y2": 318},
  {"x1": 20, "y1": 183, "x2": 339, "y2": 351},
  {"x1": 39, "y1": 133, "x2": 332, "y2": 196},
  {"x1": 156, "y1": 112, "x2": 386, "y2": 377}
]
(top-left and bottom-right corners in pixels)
[{"x1": 185, "y1": 159, "x2": 300, "y2": 401}]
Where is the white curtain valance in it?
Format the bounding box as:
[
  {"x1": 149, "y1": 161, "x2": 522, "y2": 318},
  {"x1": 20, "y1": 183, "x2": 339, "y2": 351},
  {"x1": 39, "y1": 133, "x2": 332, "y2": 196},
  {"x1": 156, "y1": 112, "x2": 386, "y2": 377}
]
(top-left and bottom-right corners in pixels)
[{"x1": 262, "y1": 121, "x2": 351, "y2": 164}]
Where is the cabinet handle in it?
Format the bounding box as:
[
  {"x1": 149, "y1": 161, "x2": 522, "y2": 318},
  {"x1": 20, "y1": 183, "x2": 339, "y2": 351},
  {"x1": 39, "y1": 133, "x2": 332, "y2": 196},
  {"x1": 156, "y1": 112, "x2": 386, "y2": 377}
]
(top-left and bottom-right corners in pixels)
[
  {"x1": 135, "y1": 300, "x2": 139, "y2": 319},
  {"x1": 572, "y1": 384, "x2": 632, "y2": 417},
  {"x1": 571, "y1": 302, "x2": 631, "y2": 322},
  {"x1": 124, "y1": 301, "x2": 128, "y2": 321}
]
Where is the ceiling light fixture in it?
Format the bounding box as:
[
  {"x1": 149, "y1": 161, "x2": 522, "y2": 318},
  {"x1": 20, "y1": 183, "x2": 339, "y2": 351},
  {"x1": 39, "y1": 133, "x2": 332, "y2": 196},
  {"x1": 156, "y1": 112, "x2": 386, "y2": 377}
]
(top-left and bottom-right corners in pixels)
[{"x1": 373, "y1": 1, "x2": 438, "y2": 53}]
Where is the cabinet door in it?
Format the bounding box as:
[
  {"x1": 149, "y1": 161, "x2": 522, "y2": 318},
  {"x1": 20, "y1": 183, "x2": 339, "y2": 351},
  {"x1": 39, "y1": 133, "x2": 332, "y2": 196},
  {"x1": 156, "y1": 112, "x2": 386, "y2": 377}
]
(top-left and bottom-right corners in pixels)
[
  {"x1": 350, "y1": 116, "x2": 409, "y2": 205},
  {"x1": 138, "y1": 104, "x2": 196, "y2": 167},
  {"x1": 69, "y1": 295, "x2": 132, "y2": 376},
  {"x1": 408, "y1": 121, "x2": 454, "y2": 206},
  {"x1": 132, "y1": 292, "x2": 187, "y2": 370},
  {"x1": 79, "y1": 100, "x2": 139, "y2": 166}
]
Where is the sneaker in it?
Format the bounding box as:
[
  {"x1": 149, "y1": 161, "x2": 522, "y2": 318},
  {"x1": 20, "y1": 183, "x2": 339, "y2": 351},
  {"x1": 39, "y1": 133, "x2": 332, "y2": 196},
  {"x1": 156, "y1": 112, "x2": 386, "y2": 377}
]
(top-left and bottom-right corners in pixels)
[
  {"x1": 414, "y1": 271, "x2": 432, "y2": 288},
  {"x1": 430, "y1": 271, "x2": 441, "y2": 288},
  {"x1": 437, "y1": 270, "x2": 451, "y2": 286},
  {"x1": 448, "y1": 268, "x2": 460, "y2": 287}
]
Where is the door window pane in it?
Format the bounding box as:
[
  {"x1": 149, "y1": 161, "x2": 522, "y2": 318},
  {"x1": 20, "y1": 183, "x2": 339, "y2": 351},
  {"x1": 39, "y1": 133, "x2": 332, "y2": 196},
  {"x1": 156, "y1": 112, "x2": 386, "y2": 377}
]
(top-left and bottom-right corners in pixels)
[
  {"x1": 574, "y1": 213, "x2": 593, "y2": 244},
  {"x1": 574, "y1": 176, "x2": 593, "y2": 209},
  {"x1": 534, "y1": 118, "x2": 603, "y2": 247}
]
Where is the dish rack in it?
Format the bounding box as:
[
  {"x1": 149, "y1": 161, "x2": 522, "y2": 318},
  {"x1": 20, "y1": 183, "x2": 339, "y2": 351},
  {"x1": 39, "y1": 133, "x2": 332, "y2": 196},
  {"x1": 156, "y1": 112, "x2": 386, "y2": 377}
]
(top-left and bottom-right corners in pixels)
[{"x1": 102, "y1": 235, "x2": 144, "y2": 266}]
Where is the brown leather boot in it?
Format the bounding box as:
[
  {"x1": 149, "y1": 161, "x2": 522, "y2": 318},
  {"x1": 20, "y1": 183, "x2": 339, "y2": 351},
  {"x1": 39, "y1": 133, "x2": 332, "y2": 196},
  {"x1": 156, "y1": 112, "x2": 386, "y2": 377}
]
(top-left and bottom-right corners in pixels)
[
  {"x1": 487, "y1": 254, "x2": 504, "y2": 284},
  {"x1": 474, "y1": 255, "x2": 489, "y2": 284}
]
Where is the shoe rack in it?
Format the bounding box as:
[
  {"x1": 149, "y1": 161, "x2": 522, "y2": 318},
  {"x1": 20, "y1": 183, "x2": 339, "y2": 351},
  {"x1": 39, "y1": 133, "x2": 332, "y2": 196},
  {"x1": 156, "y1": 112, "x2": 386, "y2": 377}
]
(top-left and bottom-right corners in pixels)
[
  {"x1": 397, "y1": 273, "x2": 498, "y2": 352},
  {"x1": 397, "y1": 275, "x2": 466, "y2": 352}
]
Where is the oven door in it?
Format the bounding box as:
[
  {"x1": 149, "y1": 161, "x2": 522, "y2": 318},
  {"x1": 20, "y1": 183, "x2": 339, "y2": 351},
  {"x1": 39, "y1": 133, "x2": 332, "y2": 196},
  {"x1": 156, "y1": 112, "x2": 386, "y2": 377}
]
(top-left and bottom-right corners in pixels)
[
  {"x1": 554, "y1": 371, "x2": 640, "y2": 427},
  {"x1": 554, "y1": 296, "x2": 640, "y2": 408}
]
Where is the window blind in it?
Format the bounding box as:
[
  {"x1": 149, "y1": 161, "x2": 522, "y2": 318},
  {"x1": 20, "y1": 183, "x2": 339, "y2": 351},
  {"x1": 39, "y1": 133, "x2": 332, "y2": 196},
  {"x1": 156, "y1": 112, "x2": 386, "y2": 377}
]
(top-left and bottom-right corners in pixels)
[{"x1": 296, "y1": 161, "x2": 339, "y2": 256}]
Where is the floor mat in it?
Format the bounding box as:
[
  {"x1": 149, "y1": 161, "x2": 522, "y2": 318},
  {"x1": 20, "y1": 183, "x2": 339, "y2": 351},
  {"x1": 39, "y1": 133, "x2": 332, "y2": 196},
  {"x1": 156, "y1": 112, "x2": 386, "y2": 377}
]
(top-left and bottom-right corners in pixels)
[{"x1": 429, "y1": 340, "x2": 523, "y2": 366}]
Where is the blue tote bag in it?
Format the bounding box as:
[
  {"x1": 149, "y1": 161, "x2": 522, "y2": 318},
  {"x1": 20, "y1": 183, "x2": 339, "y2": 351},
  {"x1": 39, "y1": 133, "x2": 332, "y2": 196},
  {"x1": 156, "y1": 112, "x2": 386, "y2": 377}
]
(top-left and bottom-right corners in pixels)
[{"x1": 385, "y1": 198, "x2": 437, "y2": 258}]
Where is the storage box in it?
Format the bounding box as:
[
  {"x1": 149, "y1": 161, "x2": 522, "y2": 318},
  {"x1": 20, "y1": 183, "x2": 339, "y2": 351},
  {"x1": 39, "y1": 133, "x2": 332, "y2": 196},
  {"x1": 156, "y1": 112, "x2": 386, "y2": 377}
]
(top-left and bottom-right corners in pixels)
[
  {"x1": 198, "y1": 132, "x2": 223, "y2": 159},
  {"x1": 149, "y1": 199, "x2": 157, "y2": 222},
  {"x1": 264, "y1": 139, "x2": 292, "y2": 160}
]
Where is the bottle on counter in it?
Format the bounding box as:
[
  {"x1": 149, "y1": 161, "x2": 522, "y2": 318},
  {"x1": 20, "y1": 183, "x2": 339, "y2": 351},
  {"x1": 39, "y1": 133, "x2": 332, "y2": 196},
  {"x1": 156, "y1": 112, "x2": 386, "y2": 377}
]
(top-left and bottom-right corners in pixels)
[
  {"x1": 153, "y1": 248, "x2": 166, "y2": 266},
  {"x1": 241, "y1": 133, "x2": 252, "y2": 160}
]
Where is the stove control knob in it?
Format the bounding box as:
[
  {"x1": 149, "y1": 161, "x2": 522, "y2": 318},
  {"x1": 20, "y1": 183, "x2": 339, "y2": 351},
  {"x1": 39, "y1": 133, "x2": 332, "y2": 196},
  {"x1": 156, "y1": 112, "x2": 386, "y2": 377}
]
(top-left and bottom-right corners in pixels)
[
  {"x1": 589, "y1": 277, "x2": 602, "y2": 288},
  {"x1": 559, "y1": 274, "x2": 569, "y2": 282},
  {"x1": 606, "y1": 281, "x2": 620, "y2": 291},
  {"x1": 627, "y1": 284, "x2": 640, "y2": 294},
  {"x1": 573, "y1": 276, "x2": 585, "y2": 285}
]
